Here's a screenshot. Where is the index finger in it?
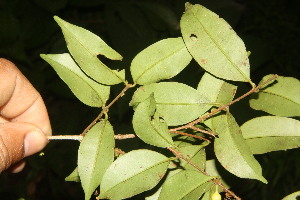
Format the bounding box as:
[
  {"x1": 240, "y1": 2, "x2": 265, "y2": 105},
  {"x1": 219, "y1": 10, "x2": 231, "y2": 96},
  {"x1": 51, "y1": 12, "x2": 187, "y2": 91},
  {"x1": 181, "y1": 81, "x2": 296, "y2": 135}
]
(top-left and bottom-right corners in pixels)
[{"x1": 0, "y1": 58, "x2": 52, "y2": 135}]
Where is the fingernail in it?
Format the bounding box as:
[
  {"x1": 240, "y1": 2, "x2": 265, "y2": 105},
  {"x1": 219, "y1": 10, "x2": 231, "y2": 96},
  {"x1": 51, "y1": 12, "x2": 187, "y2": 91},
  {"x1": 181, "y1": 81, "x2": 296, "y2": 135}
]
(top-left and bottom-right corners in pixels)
[{"x1": 24, "y1": 131, "x2": 48, "y2": 157}]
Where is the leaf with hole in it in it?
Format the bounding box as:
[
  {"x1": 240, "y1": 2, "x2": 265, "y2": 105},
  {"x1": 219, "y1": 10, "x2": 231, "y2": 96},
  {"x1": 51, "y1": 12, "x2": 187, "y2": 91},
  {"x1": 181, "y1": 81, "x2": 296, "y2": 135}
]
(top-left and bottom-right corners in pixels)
[
  {"x1": 130, "y1": 82, "x2": 212, "y2": 126},
  {"x1": 241, "y1": 116, "x2": 300, "y2": 154},
  {"x1": 181, "y1": 3, "x2": 250, "y2": 82},
  {"x1": 78, "y1": 121, "x2": 115, "y2": 200},
  {"x1": 250, "y1": 75, "x2": 300, "y2": 116},
  {"x1": 99, "y1": 149, "x2": 170, "y2": 200},
  {"x1": 65, "y1": 167, "x2": 80, "y2": 182},
  {"x1": 54, "y1": 16, "x2": 125, "y2": 85},
  {"x1": 41, "y1": 53, "x2": 110, "y2": 107},
  {"x1": 130, "y1": 37, "x2": 192, "y2": 85},
  {"x1": 158, "y1": 170, "x2": 214, "y2": 200},
  {"x1": 213, "y1": 113, "x2": 267, "y2": 183},
  {"x1": 197, "y1": 72, "x2": 237, "y2": 105},
  {"x1": 132, "y1": 94, "x2": 174, "y2": 147}
]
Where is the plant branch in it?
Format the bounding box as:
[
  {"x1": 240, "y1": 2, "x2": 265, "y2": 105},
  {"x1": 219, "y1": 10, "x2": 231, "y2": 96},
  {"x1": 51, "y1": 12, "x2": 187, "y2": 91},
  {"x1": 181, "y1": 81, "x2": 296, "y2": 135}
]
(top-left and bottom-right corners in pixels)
[
  {"x1": 48, "y1": 133, "x2": 136, "y2": 141},
  {"x1": 169, "y1": 130, "x2": 209, "y2": 141},
  {"x1": 171, "y1": 74, "x2": 278, "y2": 132},
  {"x1": 81, "y1": 83, "x2": 134, "y2": 136},
  {"x1": 47, "y1": 135, "x2": 83, "y2": 141},
  {"x1": 167, "y1": 147, "x2": 241, "y2": 200}
]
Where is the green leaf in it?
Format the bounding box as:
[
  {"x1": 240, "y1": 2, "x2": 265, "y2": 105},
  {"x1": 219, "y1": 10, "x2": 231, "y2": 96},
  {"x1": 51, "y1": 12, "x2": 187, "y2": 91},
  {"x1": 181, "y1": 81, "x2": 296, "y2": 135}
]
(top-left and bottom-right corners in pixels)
[
  {"x1": 197, "y1": 72, "x2": 237, "y2": 105},
  {"x1": 200, "y1": 191, "x2": 211, "y2": 200},
  {"x1": 41, "y1": 53, "x2": 110, "y2": 107},
  {"x1": 213, "y1": 113, "x2": 267, "y2": 183},
  {"x1": 130, "y1": 37, "x2": 192, "y2": 85},
  {"x1": 178, "y1": 145, "x2": 207, "y2": 171},
  {"x1": 65, "y1": 167, "x2": 80, "y2": 182},
  {"x1": 54, "y1": 16, "x2": 125, "y2": 85},
  {"x1": 78, "y1": 121, "x2": 115, "y2": 200},
  {"x1": 132, "y1": 94, "x2": 174, "y2": 147},
  {"x1": 145, "y1": 145, "x2": 206, "y2": 200},
  {"x1": 282, "y1": 191, "x2": 300, "y2": 200},
  {"x1": 241, "y1": 116, "x2": 300, "y2": 154},
  {"x1": 205, "y1": 159, "x2": 230, "y2": 188},
  {"x1": 158, "y1": 170, "x2": 214, "y2": 200},
  {"x1": 180, "y1": 3, "x2": 251, "y2": 82},
  {"x1": 130, "y1": 82, "x2": 212, "y2": 126},
  {"x1": 99, "y1": 149, "x2": 170, "y2": 200},
  {"x1": 249, "y1": 75, "x2": 300, "y2": 116},
  {"x1": 146, "y1": 187, "x2": 162, "y2": 200}
]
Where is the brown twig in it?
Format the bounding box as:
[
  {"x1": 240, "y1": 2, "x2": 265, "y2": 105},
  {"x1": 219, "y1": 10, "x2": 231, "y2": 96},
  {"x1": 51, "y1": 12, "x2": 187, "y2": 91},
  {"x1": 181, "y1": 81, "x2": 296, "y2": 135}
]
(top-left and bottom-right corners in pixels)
[
  {"x1": 114, "y1": 134, "x2": 136, "y2": 140},
  {"x1": 189, "y1": 126, "x2": 216, "y2": 137},
  {"x1": 167, "y1": 147, "x2": 208, "y2": 175},
  {"x1": 167, "y1": 147, "x2": 241, "y2": 200},
  {"x1": 171, "y1": 74, "x2": 278, "y2": 132},
  {"x1": 48, "y1": 133, "x2": 136, "y2": 141},
  {"x1": 169, "y1": 130, "x2": 209, "y2": 141},
  {"x1": 114, "y1": 148, "x2": 126, "y2": 155},
  {"x1": 81, "y1": 83, "x2": 134, "y2": 136}
]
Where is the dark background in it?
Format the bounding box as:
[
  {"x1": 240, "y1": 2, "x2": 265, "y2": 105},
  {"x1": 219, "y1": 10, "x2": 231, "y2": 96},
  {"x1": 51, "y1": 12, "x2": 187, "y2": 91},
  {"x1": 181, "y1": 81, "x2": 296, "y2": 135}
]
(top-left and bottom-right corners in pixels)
[{"x1": 0, "y1": 0, "x2": 299, "y2": 199}]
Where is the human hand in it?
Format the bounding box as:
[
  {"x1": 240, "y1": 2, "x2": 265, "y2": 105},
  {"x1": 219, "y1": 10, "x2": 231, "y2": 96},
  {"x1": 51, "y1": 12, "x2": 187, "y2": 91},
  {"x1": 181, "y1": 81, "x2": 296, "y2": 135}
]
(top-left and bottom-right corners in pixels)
[{"x1": 0, "y1": 58, "x2": 51, "y2": 173}]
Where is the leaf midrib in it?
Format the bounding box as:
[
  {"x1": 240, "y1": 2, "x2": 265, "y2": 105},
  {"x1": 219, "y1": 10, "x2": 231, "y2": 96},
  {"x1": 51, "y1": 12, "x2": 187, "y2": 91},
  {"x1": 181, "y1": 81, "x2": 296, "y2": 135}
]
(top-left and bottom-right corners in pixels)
[
  {"x1": 261, "y1": 90, "x2": 300, "y2": 105},
  {"x1": 135, "y1": 44, "x2": 187, "y2": 83},
  {"x1": 51, "y1": 57, "x2": 104, "y2": 106},
  {"x1": 102, "y1": 159, "x2": 169, "y2": 196},
  {"x1": 190, "y1": 7, "x2": 250, "y2": 82}
]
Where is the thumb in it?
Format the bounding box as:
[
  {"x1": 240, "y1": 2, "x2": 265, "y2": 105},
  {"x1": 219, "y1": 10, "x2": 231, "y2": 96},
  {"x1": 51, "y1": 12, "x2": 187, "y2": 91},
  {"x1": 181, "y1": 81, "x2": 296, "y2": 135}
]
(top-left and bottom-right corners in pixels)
[{"x1": 0, "y1": 122, "x2": 48, "y2": 173}]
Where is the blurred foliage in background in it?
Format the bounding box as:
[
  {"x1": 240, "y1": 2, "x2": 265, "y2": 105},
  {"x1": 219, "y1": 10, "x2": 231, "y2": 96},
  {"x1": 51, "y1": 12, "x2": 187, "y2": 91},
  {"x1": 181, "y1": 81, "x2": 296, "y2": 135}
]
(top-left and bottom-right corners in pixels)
[{"x1": 0, "y1": 0, "x2": 299, "y2": 199}]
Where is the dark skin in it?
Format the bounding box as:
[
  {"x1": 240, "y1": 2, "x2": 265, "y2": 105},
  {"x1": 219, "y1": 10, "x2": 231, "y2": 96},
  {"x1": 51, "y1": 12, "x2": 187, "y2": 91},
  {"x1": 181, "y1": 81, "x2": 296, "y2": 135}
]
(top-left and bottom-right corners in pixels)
[{"x1": 0, "y1": 58, "x2": 51, "y2": 173}]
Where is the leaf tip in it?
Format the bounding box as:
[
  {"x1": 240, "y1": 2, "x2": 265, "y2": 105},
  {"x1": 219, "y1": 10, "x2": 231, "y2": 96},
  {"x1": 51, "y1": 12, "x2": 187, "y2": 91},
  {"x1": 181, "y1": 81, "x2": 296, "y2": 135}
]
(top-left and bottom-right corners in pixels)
[
  {"x1": 53, "y1": 15, "x2": 60, "y2": 22},
  {"x1": 184, "y1": 2, "x2": 193, "y2": 11}
]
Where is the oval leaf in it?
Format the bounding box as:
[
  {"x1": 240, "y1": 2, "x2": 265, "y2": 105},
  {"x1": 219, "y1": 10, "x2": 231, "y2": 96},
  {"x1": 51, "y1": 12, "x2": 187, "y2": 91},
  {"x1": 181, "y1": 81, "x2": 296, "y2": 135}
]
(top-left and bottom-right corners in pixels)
[
  {"x1": 131, "y1": 37, "x2": 192, "y2": 85},
  {"x1": 54, "y1": 16, "x2": 125, "y2": 85},
  {"x1": 41, "y1": 53, "x2": 110, "y2": 107},
  {"x1": 250, "y1": 75, "x2": 300, "y2": 116},
  {"x1": 158, "y1": 170, "x2": 214, "y2": 200},
  {"x1": 241, "y1": 116, "x2": 300, "y2": 154},
  {"x1": 213, "y1": 113, "x2": 267, "y2": 183},
  {"x1": 180, "y1": 3, "x2": 250, "y2": 82},
  {"x1": 130, "y1": 82, "x2": 212, "y2": 126},
  {"x1": 99, "y1": 149, "x2": 170, "y2": 200},
  {"x1": 132, "y1": 94, "x2": 174, "y2": 147},
  {"x1": 78, "y1": 121, "x2": 115, "y2": 200},
  {"x1": 197, "y1": 72, "x2": 237, "y2": 105}
]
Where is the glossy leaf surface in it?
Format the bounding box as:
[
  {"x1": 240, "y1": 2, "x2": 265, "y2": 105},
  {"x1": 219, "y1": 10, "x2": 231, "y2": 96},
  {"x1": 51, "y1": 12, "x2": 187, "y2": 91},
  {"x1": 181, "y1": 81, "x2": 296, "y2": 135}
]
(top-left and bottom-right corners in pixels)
[
  {"x1": 99, "y1": 150, "x2": 170, "y2": 200},
  {"x1": 130, "y1": 82, "x2": 211, "y2": 126},
  {"x1": 241, "y1": 116, "x2": 300, "y2": 154},
  {"x1": 213, "y1": 113, "x2": 267, "y2": 183},
  {"x1": 250, "y1": 75, "x2": 300, "y2": 116},
  {"x1": 54, "y1": 16, "x2": 125, "y2": 85},
  {"x1": 78, "y1": 121, "x2": 115, "y2": 200},
  {"x1": 41, "y1": 53, "x2": 110, "y2": 107},
  {"x1": 181, "y1": 3, "x2": 250, "y2": 82},
  {"x1": 158, "y1": 170, "x2": 213, "y2": 200},
  {"x1": 132, "y1": 94, "x2": 174, "y2": 147},
  {"x1": 197, "y1": 72, "x2": 237, "y2": 104},
  {"x1": 131, "y1": 37, "x2": 192, "y2": 85}
]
